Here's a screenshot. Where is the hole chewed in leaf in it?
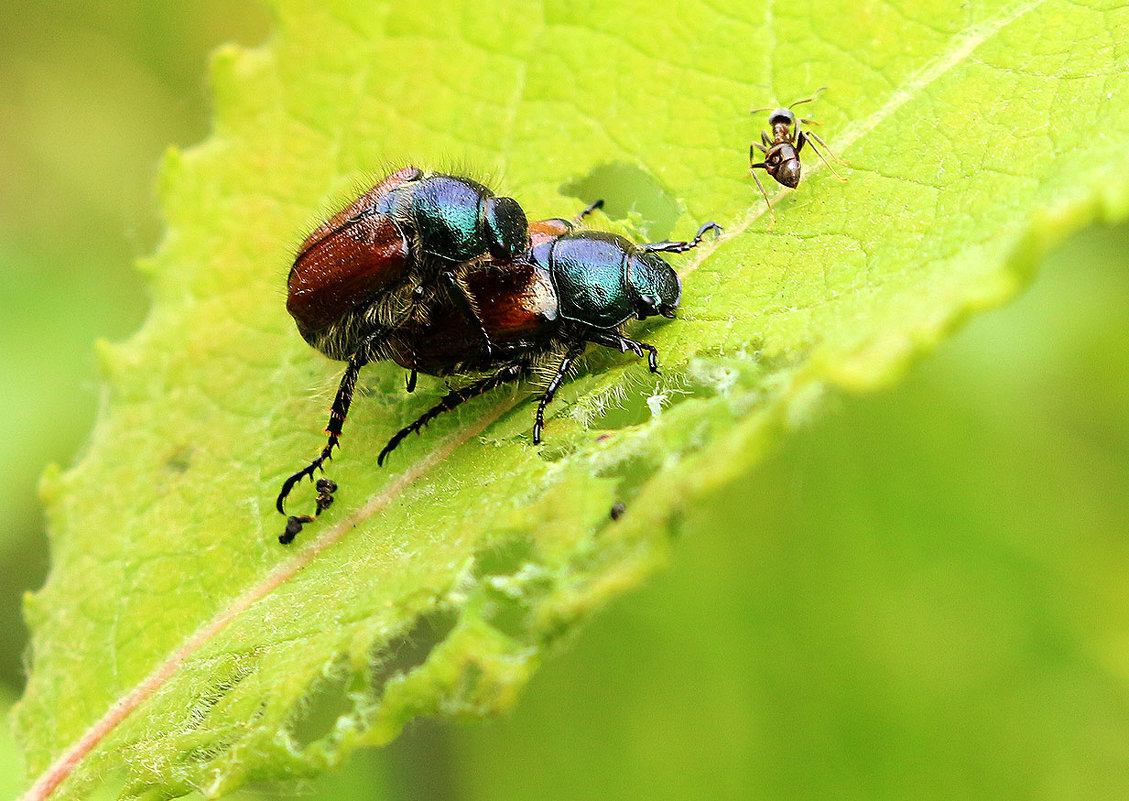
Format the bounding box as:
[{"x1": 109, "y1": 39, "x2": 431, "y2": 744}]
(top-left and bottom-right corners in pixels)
[
  {"x1": 285, "y1": 609, "x2": 461, "y2": 754},
  {"x1": 594, "y1": 452, "x2": 664, "y2": 525},
  {"x1": 472, "y1": 538, "x2": 535, "y2": 579},
  {"x1": 286, "y1": 659, "x2": 360, "y2": 750},
  {"x1": 560, "y1": 162, "x2": 681, "y2": 240},
  {"x1": 369, "y1": 608, "x2": 459, "y2": 699}
]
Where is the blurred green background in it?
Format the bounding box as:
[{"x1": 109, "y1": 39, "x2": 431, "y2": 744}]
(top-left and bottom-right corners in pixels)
[{"x1": 3, "y1": 3, "x2": 1128, "y2": 799}]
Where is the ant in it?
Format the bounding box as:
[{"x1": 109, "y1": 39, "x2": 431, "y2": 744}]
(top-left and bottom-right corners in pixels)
[{"x1": 749, "y1": 87, "x2": 847, "y2": 227}]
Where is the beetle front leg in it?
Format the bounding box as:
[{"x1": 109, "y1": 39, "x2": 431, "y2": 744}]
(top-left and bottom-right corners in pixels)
[
  {"x1": 586, "y1": 330, "x2": 660, "y2": 372},
  {"x1": 639, "y1": 221, "x2": 723, "y2": 255},
  {"x1": 439, "y1": 271, "x2": 496, "y2": 358},
  {"x1": 575, "y1": 198, "x2": 604, "y2": 223}
]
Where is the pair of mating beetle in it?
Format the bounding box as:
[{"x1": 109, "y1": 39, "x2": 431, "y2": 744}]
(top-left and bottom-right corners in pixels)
[{"x1": 277, "y1": 165, "x2": 720, "y2": 542}]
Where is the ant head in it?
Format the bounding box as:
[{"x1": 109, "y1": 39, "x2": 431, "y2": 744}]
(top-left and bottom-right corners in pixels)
[{"x1": 768, "y1": 107, "x2": 796, "y2": 127}]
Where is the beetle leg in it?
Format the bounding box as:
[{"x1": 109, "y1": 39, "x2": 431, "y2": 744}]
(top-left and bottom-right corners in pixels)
[
  {"x1": 276, "y1": 351, "x2": 368, "y2": 518},
  {"x1": 439, "y1": 271, "x2": 496, "y2": 358},
  {"x1": 639, "y1": 221, "x2": 723, "y2": 254},
  {"x1": 378, "y1": 362, "x2": 527, "y2": 466},
  {"x1": 586, "y1": 330, "x2": 660, "y2": 372},
  {"x1": 575, "y1": 198, "x2": 605, "y2": 223},
  {"x1": 533, "y1": 340, "x2": 586, "y2": 444},
  {"x1": 279, "y1": 478, "x2": 338, "y2": 545},
  {"x1": 276, "y1": 325, "x2": 390, "y2": 540}
]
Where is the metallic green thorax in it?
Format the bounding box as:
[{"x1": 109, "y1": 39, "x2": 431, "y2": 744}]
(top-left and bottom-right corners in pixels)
[
  {"x1": 376, "y1": 174, "x2": 527, "y2": 263},
  {"x1": 535, "y1": 231, "x2": 683, "y2": 329}
]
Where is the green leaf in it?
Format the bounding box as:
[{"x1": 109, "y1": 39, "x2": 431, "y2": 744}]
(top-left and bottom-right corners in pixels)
[
  {"x1": 0, "y1": 690, "x2": 28, "y2": 798},
  {"x1": 15, "y1": 0, "x2": 1129, "y2": 798},
  {"x1": 452, "y1": 224, "x2": 1129, "y2": 800}
]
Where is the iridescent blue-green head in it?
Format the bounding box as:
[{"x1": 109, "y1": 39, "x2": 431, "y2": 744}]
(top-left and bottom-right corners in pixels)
[
  {"x1": 535, "y1": 231, "x2": 682, "y2": 330},
  {"x1": 404, "y1": 175, "x2": 528, "y2": 262},
  {"x1": 625, "y1": 250, "x2": 681, "y2": 320}
]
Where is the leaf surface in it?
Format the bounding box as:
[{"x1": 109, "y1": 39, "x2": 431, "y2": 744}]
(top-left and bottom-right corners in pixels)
[{"x1": 16, "y1": 0, "x2": 1129, "y2": 798}]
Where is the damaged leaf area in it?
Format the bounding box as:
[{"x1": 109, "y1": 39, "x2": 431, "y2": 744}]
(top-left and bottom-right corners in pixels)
[{"x1": 15, "y1": 0, "x2": 1129, "y2": 798}]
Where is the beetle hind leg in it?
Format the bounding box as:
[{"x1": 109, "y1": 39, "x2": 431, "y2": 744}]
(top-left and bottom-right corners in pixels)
[
  {"x1": 276, "y1": 328, "x2": 388, "y2": 544},
  {"x1": 279, "y1": 479, "x2": 338, "y2": 545},
  {"x1": 276, "y1": 352, "x2": 367, "y2": 520},
  {"x1": 440, "y1": 271, "x2": 497, "y2": 358}
]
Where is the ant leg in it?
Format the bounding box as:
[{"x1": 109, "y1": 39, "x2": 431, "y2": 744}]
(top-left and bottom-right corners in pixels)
[
  {"x1": 639, "y1": 221, "x2": 722, "y2": 254},
  {"x1": 406, "y1": 368, "x2": 418, "y2": 393},
  {"x1": 533, "y1": 341, "x2": 585, "y2": 444},
  {"x1": 378, "y1": 363, "x2": 526, "y2": 466},
  {"x1": 748, "y1": 167, "x2": 777, "y2": 229},
  {"x1": 439, "y1": 271, "x2": 496, "y2": 357},
  {"x1": 797, "y1": 131, "x2": 849, "y2": 180},
  {"x1": 803, "y1": 129, "x2": 849, "y2": 165},
  {"x1": 751, "y1": 142, "x2": 768, "y2": 157},
  {"x1": 585, "y1": 330, "x2": 660, "y2": 372},
  {"x1": 761, "y1": 130, "x2": 773, "y2": 147}
]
